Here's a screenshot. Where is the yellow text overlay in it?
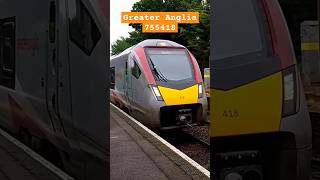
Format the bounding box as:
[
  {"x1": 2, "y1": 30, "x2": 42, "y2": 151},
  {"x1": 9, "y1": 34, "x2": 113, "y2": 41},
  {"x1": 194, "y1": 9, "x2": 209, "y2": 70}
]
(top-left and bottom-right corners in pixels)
[{"x1": 121, "y1": 12, "x2": 199, "y2": 33}]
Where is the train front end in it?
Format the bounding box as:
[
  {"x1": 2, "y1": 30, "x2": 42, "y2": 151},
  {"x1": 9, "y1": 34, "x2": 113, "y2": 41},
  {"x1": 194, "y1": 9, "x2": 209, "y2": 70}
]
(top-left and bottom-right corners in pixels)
[
  {"x1": 135, "y1": 40, "x2": 207, "y2": 129},
  {"x1": 210, "y1": 0, "x2": 312, "y2": 179}
]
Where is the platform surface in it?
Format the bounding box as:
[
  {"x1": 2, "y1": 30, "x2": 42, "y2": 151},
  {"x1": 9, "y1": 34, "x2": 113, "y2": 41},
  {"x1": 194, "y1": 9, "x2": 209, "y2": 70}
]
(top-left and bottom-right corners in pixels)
[
  {"x1": 110, "y1": 106, "x2": 207, "y2": 180},
  {"x1": 0, "y1": 128, "x2": 73, "y2": 180}
]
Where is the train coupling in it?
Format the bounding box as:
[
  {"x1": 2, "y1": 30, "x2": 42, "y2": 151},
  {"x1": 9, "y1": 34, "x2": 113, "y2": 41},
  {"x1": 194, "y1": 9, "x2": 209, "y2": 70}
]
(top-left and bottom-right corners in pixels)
[{"x1": 176, "y1": 109, "x2": 193, "y2": 125}]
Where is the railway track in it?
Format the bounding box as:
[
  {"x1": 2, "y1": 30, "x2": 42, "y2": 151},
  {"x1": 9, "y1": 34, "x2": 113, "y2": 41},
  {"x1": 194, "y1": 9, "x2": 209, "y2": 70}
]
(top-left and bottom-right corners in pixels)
[
  {"x1": 182, "y1": 125, "x2": 210, "y2": 145},
  {"x1": 156, "y1": 127, "x2": 210, "y2": 170}
]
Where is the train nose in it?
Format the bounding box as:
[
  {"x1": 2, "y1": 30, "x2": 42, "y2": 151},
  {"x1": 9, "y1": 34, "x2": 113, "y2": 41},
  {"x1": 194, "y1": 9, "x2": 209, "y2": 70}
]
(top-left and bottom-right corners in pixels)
[{"x1": 158, "y1": 85, "x2": 198, "y2": 106}]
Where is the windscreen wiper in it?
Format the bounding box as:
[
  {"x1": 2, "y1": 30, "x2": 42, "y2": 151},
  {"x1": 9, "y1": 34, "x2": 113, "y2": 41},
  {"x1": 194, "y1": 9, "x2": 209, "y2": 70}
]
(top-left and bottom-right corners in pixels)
[{"x1": 149, "y1": 57, "x2": 168, "y2": 82}]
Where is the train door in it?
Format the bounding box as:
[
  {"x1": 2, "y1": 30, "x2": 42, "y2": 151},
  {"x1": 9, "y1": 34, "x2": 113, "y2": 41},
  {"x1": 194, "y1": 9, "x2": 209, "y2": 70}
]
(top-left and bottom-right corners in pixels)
[
  {"x1": 125, "y1": 55, "x2": 134, "y2": 112},
  {"x1": 46, "y1": 0, "x2": 66, "y2": 137},
  {"x1": 131, "y1": 55, "x2": 147, "y2": 119},
  {"x1": 128, "y1": 54, "x2": 144, "y2": 117},
  {"x1": 123, "y1": 59, "x2": 129, "y2": 107},
  {"x1": 67, "y1": 0, "x2": 108, "y2": 178}
]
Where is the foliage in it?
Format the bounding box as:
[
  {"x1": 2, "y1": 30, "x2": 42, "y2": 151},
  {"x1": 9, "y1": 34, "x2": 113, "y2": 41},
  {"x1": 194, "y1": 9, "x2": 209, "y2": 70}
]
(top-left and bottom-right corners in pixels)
[{"x1": 111, "y1": 37, "x2": 131, "y2": 55}]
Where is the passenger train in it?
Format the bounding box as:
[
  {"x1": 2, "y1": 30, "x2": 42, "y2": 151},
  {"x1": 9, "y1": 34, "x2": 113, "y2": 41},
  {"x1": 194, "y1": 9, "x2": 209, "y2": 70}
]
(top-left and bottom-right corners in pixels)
[
  {"x1": 111, "y1": 39, "x2": 207, "y2": 129},
  {"x1": 0, "y1": 0, "x2": 108, "y2": 179},
  {"x1": 211, "y1": 0, "x2": 312, "y2": 179}
]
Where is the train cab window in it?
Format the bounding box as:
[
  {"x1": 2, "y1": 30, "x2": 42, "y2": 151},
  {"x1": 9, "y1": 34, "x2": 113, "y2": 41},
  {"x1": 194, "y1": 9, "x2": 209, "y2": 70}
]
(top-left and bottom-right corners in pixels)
[
  {"x1": 213, "y1": 0, "x2": 270, "y2": 61},
  {"x1": 69, "y1": 0, "x2": 101, "y2": 55},
  {"x1": 129, "y1": 55, "x2": 141, "y2": 79},
  {"x1": 110, "y1": 67, "x2": 115, "y2": 89},
  {"x1": 146, "y1": 48, "x2": 194, "y2": 81},
  {"x1": 0, "y1": 18, "x2": 15, "y2": 89}
]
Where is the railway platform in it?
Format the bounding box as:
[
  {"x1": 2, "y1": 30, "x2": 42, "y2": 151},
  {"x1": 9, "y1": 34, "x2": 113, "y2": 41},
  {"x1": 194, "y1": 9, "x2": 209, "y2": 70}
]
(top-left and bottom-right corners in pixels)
[
  {"x1": 0, "y1": 128, "x2": 74, "y2": 180},
  {"x1": 110, "y1": 104, "x2": 210, "y2": 180}
]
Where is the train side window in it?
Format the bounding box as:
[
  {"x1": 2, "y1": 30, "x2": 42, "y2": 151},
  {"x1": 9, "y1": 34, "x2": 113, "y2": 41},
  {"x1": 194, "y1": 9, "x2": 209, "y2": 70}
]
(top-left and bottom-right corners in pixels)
[
  {"x1": 131, "y1": 60, "x2": 141, "y2": 79},
  {"x1": 132, "y1": 61, "x2": 141, "y2": 79},
  {"x1": 69, "y1": 0, "x2": 101, "y2": 55},
  {"x1": 0, "y1": 19, "x2": 15, "y2": 89},
  {"x1": 2, "y1": 22, "x2": 15, "y2": 73},
  {"x1": 110, "y1": 67, "x2": 115, "y2": 89}
]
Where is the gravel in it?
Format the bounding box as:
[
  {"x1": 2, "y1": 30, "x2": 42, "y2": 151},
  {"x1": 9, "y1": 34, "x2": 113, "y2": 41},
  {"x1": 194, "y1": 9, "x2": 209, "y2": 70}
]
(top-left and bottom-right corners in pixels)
[
  {"x1": 182, "y1": 125, "x2": 210, "y2": 145},
  {"x1": 157, "y1": 125, "x2": 210, "y2": 170}
]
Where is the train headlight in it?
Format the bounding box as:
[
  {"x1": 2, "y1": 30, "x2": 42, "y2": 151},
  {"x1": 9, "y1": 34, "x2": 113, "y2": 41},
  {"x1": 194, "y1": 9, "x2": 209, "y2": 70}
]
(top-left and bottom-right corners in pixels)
[
  {"x1": 151, "y1": 86, "x2": 163, "y2": 101},
  {"x1": 198, "y1": 84, "x2": 203, "y2": 98},
  {"x1": 282, "y1": 66, "x2": 298, "y2": 117},
  {"x1": 198, "y1": 84, "x2": 204, "y2": 98}
]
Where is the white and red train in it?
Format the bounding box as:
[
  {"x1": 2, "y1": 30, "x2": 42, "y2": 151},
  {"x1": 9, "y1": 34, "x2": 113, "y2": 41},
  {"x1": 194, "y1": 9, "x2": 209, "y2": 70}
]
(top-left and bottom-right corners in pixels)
[{"x1": 111, "y1": 39, "x2": 208, "y2": 129}]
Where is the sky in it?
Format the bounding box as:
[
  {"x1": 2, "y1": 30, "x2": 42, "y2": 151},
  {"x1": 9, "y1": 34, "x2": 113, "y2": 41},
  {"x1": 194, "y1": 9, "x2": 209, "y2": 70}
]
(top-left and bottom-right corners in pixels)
[{"x1": 110, "y1": 0, "x2": 140, "y2": 46}]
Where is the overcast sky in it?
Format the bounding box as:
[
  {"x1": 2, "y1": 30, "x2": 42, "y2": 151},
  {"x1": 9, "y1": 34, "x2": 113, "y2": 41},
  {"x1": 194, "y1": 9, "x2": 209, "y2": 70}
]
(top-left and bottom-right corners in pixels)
[{"x1": 110, "y1": 0, "x2": 140, "y2": 46}]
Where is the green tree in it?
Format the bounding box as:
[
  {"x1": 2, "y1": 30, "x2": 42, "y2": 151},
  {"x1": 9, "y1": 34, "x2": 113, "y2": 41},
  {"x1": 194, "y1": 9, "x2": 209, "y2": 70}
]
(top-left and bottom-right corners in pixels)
[{"x1": 111, "y1": 37, "x2": 132, "y2": 55}]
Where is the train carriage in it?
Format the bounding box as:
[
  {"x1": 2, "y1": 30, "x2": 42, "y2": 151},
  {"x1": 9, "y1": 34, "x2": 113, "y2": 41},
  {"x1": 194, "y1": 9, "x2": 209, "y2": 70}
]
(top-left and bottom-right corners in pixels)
[
  {"x1": 111, "y1": 39, "x2": 207, "y2": 129},
  {"x1": 210, "y1": 0, "x2": 312, "y2": 179},
  {"x1": 0, "y1": 0, "x2": 109, "y2": 179}
]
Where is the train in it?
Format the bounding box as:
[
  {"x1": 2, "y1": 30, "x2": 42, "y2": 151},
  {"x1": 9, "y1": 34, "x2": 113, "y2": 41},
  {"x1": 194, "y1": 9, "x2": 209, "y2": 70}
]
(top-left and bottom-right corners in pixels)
[
  {"x1": 0, "y1": 0, "x2": 108, "y2": 179},
  {"x1": 110, "y1": 39, "x2": 208, "y2": 129},
  {"x1": 210, "y1": 0, "x2": 312, "y2": 179}
]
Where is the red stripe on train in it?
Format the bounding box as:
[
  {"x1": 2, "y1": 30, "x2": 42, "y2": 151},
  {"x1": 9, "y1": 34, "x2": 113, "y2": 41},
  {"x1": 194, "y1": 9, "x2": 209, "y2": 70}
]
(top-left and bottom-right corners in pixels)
[
  {"x1": 188, "y1": 51, "x2": 202, "y2": 83},
  {"x1": 262, "y1": 0, "x2": 296, "y2": 68},
  {"x1": 134, "y1": 47, "x2": 156, "y2": 85}
]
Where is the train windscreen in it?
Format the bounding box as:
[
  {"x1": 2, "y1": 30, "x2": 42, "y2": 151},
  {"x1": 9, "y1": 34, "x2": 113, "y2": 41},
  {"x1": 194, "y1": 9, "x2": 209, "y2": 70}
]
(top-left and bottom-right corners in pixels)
[
  {"x1": 213, "y1": 0, "x2": 268, "y2": 61},
  {"x1": 146, "y1": 48, "x2": 194, "y2": 81},
  {"x1": 211, "y1": 0, "x2": 277, "y2": 90}
]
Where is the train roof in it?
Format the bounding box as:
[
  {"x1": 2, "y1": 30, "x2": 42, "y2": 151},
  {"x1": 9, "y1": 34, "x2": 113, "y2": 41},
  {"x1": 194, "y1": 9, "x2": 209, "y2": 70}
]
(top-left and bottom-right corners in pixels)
[
  {"x1": 134, "y1": 39, "x2": 185, "y2": 48},
  {"x1": 110, "y1": 39, "x2": 186, "y2": 60}
]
